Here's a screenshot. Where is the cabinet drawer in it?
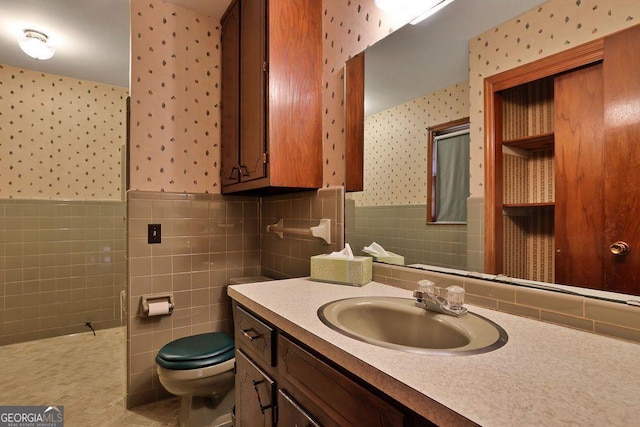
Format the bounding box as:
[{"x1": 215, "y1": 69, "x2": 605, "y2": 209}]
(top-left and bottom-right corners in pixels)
[
  {"x1": 235, "y1": 305, "x2": 276, "y2": 366},
  {"x1": 277, "y1": 335, "x2": 404, "y2": 427}
]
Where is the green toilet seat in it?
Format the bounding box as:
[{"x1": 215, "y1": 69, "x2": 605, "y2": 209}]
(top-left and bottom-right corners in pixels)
[{"x1": 156, "y1": 332, "x2": 235, "y2": 370}]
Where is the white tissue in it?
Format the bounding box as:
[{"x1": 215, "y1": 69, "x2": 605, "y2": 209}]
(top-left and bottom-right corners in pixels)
[
  {"x1": 363, "y1": 242, "x2": 389, "y2": 257},
  {"x1": 327, "y1": 243, "x2": 355, "y2": 259}
]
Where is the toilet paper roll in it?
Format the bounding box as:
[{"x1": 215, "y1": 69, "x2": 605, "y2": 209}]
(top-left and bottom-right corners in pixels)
[{"x1": 147, "y1": 301, "x2": 171, "y2": 316}]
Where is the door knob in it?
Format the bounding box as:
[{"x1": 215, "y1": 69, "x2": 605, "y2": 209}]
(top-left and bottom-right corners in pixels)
[{"x1": 610, "y1": 241, "x2": 630, "y2": 256}]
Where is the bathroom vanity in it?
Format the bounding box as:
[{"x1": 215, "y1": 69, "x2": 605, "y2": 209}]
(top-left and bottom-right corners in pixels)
[
  {"x1": 228, "y1": 278, "x2": 640, "y2": 426},
  {"x1": 233, "y1": 304, "x2": 414, "y2": 426}
]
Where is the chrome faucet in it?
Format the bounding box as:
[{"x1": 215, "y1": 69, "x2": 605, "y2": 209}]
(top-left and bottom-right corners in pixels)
[{"x1": 413, "y1": 280, "x2": 468, "y2": 317}]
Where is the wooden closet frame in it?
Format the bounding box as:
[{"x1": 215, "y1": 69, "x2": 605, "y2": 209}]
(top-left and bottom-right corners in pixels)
[{"x1": 483, "y1": 38, "x2": 605, "y2": 274}]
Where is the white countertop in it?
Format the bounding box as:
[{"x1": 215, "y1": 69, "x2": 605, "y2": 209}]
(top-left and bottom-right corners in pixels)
[{"x1": 228, "y1": 278, "x2": 640, "y2": 427}]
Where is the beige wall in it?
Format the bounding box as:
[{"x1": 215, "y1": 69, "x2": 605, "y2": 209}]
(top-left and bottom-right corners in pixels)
[
  {"x1": 127, "y1": 191, "x2": 261, "y2": 407},
  {"x1": 129, "y1": 0, "x2": 221, "y2": 193},
  {"x1": 0, "y1": 64, "x2": 126, "y2": 200}
]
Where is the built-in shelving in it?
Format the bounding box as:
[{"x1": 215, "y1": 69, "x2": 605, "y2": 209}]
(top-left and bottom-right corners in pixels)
[{"x1": 503, "y1": 132, "x2": 554, "y2": 150}]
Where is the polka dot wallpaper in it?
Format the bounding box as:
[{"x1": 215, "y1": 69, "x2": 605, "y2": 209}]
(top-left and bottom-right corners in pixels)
[
  {"x1": 322, "y1": 0, "x2": 407, "y2": 188},
  {"x1": 127, "y1": 0, "x2": 638, "y2": 197},
  {"x1": 350, "y1": 81, "x2": 469, "y2": 206},
  {"x1": 468, "y1": 0, "x2": 640, "y2": 196},
  {"x1": 325, "y1": 0, "x2": 639, "y2": 199},
  {"x1": 0, "y1": 64, "x2": 127, "y2": 200},
  {"x1": 129, "y1": 0, "x2": 220, "y2": 193}
]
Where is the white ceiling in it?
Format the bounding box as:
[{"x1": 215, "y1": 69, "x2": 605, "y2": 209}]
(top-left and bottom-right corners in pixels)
[
  {"x1": 365, "y1": 0, "x2": 547, "y2": 116},
  {"x1": 0, "y1": 0, "x2": 231, "y2": 88}
]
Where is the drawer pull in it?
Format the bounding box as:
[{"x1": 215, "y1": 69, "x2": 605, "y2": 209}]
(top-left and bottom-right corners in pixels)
[
  {"x1": 252, "y1": 379, "x2": 275, "y2": 413},
  {"x1": 228, "y1": 165, "x2": 239, "y2": 180},
  {"x1": 241, "y1": 328, "x2": 264, "y2": 341}
]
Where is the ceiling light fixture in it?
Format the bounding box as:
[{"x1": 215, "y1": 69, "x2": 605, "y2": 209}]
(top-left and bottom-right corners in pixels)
[
  {"x1": 18, "y1": 29, "x2": 56, "y2": 60},
  {"x1": 410, "y1": 0, "x2": 455, "y2": 25},
  {"x1": 374, "y1": 0, "x2": 455, "y2": 25}
]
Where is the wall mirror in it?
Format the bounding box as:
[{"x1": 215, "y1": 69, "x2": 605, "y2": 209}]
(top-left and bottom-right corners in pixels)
[{"x1": 345, "y1": 0, "x2": 640, "y2": 302}]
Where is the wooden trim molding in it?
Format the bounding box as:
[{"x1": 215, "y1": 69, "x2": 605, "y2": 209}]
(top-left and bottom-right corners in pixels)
[
  {"x1": 485, "y1": 38, "x2": 605, "y2": 90},
  {"x1": 345, "y1": 52, "x2": 365, "y2": 192}
]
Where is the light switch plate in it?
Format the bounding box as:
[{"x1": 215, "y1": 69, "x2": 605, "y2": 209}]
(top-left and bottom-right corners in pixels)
[{"x1": 148, "y1": 224, "x2": 161, "y2": 244}]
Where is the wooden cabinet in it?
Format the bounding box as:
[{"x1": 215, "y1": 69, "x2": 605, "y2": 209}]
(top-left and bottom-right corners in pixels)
[
  {"x1": 221, "y1": 0, "x2": 241, "y2": 188},
  {"x1": 485, "y1": 24, "x2": 640, "y2": 294},
  {"x1": 220, "y1": 0, "x2": 323, "y2": 194},
  {"x1": 232, "y1": 302, "x2": 434, "y2": 427}
]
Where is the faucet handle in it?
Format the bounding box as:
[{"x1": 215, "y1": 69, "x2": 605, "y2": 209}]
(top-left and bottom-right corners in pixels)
[
  {"x1": 417, "y1": 280, "x2": 436, "y2": 295},
  {"x1": 446, "y1": 286, "x2": 465, "y2": 311}
]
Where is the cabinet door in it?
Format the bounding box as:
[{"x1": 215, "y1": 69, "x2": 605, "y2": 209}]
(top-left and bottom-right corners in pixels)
[
  {"x1": 277, "y1": 335, "x2": 404, "y2": 427},
  {"x1": 277, "y1": 389, "x2": 321, "y2": 427},
  {"x1": 239, "y1": 0, "x2": 267, "y2": 182},
  {"x1": 235, "y1": 349, "x2": 275, "y2": 427},
  {"x1": 602, "y1": 24, "x2": 640, "y2": 294},
  {"x1": 554, "y1": 63, "x2": 605, "y2": 288},
  {"x1": 221, "y1": 0, "x2": 240, "y2": 187}
]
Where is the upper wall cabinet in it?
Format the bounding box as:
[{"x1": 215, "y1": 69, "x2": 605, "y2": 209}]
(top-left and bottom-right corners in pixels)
[
  {"x1": 484, "y1": 24, "x2": 640, "y2": 295},
  {"x1": 220, "y1": 0, "x2": 323, "y2": 194}
]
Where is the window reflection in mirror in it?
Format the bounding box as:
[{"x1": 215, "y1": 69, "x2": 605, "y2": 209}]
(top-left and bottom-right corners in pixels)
[{"x1": 427, "y1": 118, "x2": 470, "y2": 224}]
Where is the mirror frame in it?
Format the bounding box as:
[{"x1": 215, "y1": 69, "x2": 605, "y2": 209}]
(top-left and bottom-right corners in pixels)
[{"x1": 345, "y1": 52, "x2": 365, "y2": 192}]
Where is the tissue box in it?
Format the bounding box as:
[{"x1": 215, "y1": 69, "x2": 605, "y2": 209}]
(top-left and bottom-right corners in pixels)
[
  {"x1": 310, "y1": 255, "x2": 372, "y2": 286},
  {"x1": 372, "y1": 252, "x2": 405, "y2": 266}
]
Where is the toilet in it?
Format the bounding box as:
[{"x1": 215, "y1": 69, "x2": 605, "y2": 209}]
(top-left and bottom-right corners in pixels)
[{"x1": 156, "y1": 332, "x2": 235, "y2": 427}]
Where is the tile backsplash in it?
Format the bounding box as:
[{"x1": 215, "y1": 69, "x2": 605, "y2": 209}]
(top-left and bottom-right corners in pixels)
[
  {"x1": 347, "y1": 202, "x2": 467, "y2": 269},
  {"x1": 0, "y1": 199, "x2": 126, "y2": 345},
  {"x1": 261, "y1": 187, "x2": 344, "y2": 279},
  {"x1": 373, "y1": 263, "x2": 640, "y2": 345}
]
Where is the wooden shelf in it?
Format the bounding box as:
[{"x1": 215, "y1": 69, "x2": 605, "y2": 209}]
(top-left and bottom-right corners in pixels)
[
  {"x1": 504, "y1": 202, "x2": 555, "y2": 208},
  {"x1": 503, "y1": 132, "x2": 554, "y2": 150},
  {"x1": 503, "y1": 203, "x2": 555, "y2": 217}
]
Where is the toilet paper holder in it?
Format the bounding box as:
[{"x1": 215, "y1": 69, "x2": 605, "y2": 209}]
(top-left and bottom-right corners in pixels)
[{"x1": 140, "y1": 293, "x2": 175, "y2": 317}]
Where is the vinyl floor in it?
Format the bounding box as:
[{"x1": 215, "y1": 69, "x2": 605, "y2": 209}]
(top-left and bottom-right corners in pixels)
[{"x1": 0, "y1": 327, "x2": 179, "y2": 426}]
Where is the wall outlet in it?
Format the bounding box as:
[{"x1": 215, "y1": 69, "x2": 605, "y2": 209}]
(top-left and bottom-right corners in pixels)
[{"x1": 148, "y1": 224, "x2": 161, "y2": 244}]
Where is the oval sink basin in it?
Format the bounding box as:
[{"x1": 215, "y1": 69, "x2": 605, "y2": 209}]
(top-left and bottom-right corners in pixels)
[{"x1": 318, "y1": 297, "x2": 508, "y2": 356}]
